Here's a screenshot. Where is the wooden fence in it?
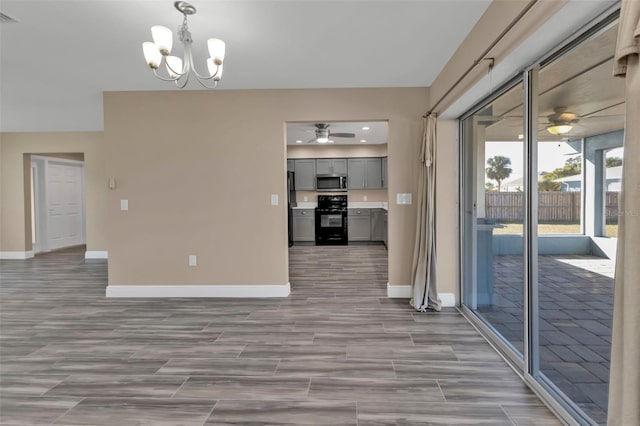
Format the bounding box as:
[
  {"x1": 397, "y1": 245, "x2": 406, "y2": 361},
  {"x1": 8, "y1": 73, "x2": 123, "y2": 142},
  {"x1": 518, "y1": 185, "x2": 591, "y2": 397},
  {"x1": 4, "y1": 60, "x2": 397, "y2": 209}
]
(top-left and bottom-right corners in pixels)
[{"x1": 485, "y1": 191, "x2": 619, "y2": 224}]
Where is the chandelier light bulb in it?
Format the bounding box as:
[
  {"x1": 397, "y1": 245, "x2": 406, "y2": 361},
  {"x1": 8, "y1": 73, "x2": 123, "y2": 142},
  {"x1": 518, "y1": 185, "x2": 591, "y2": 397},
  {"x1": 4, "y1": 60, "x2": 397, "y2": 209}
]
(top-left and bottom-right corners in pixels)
[
  {"x1": 207, "y1": 38, "x2": 226, "y2": 64},
  {"x1": 207, "y1": 59, "x2": 223, "y2": 80},
  {"x1": 142, "y1": 42, "x2": 162, "y2": 69},
  {"x1": 166, "y1": 55, "x2": 183, "y2": 78},
  {"x1": 151, "y1": 25, "x2": 173, "y2": 55}
]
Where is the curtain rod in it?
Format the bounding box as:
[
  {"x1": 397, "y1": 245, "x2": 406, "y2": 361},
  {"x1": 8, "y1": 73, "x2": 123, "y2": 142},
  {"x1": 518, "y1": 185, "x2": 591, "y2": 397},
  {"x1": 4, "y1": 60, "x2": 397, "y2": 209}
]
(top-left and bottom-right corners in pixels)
[{"x1": 423, "y1": 0, "x2": 539, "y2": 118}]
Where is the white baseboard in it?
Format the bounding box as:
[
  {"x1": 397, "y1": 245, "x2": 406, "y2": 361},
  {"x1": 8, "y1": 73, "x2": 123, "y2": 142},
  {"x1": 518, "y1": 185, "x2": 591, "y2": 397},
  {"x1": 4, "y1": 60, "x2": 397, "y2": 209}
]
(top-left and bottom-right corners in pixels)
[
  {"x1": 106, "y1": 283, "x2": 291, "y2": 298},
  {"x1": 0, "y1": 251, "x2": 35, "y2": 260},
  {"x1": 85, "y1": 250, "x2": 109, "y2": 259},
  {"x1": 386, "y1": 283, "x2": 455, "y2": 307}
]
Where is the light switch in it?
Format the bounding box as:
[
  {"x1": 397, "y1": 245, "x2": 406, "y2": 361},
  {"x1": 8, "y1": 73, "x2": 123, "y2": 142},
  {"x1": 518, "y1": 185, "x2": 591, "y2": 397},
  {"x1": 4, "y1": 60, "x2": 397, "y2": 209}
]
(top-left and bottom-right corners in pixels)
[
  {"x1": 405, "y1": 193, "x2": 413, "y2": 205},
  {"x1": 271, "y1": 194, "x2": 279, "y2": 206},
  {"x1": 303, "y1": 196, "x2": 308, "y2": 202},
  {"x1": 120, "y1": 199, "x2": 128, "y2": 211},
  {"x1": 189, "y1": 255, "x2": 197, "y2": 267},
  {"x1": 363, "y1": 195, "x2": 368, "y2": 201},
  {"x1": 396, "y1": 193, "x2": 413, "y2": 205}
]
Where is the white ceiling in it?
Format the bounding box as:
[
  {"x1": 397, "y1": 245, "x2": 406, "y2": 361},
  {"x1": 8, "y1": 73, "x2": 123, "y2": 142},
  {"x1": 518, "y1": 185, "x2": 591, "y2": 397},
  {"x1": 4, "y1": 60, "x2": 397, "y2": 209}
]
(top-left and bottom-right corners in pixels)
[
  {"x1": 0, "y1": 0, "x2": 492, "y2": 132},
  {"x1": 287, "y1": 121, "x2": 388, "y2": 145}
]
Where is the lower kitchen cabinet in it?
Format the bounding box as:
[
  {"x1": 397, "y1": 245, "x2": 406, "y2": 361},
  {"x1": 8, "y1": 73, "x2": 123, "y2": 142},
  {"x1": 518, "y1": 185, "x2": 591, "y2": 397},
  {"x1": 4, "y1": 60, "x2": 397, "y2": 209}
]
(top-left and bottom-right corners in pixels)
[
  {"x1": 371, "y1": 209, "x2": 386, "y2": 242},
  {"x1": 348, "y1": 208, "x2": 371, "y2": 241},
  {"x1": 292, "y1": 209, "x2": 315, "y2": 242}
]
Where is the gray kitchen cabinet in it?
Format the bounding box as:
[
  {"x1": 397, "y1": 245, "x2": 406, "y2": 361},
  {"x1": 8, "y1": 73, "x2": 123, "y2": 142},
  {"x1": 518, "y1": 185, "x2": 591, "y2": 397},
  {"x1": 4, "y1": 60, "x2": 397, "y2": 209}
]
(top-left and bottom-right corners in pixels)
[
  {"x1": 383, "y1": 210, "x2": 388, "y2": 248},
  {"x1": 371, "y1": 209, "x2": 386, "y2": 241},
  {"x1": 382, "y1": 157, "x2": 388, "y2": 189},
  {"x1": 316, "y1": 158, "x2": 347, "y2": 175},
  {"x1": 347, "y1": 159, "x2": 365, "y2": 189},
  {"x1": 365, "y1": 158, "x2": 383, "y2": 189},
  {"x1": 292, "y1": 209, "x2": 315, "y2": 242},
  {"x1": 294, "y1": 159, "x2": 316, "y2": 190},
  {"x1": 287, "y1": 159, "x2": 295, "y2": 172},
  {"x1": 348, "y1": 208, "x2": 371, "y2": 241},
  {"x1": 347, "y1": 158, "x2": 382, "y2": 189}
]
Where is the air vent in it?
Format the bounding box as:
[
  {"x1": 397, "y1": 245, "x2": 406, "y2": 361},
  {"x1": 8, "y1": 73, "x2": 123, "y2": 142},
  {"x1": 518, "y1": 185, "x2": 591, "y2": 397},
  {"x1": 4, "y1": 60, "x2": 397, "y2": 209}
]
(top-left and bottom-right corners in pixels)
[{"x1": 0, "y1": 12, "x2": 19, "y2": 23}]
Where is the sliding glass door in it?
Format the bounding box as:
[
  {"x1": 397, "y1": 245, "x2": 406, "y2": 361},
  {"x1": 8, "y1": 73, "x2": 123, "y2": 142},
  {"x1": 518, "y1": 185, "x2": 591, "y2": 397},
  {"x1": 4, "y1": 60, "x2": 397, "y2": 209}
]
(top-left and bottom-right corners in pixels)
[
  {"x1": 460, "y1": 11, "x2": 623, "y2": 426},
  {"x1": 461, "y1": 81, "x2": 526, "y2": 359}
]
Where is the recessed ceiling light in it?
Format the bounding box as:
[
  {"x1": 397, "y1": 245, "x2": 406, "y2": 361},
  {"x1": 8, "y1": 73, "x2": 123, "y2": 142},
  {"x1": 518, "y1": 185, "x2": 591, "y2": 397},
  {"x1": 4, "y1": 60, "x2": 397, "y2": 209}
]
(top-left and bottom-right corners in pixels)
[
  {"x1": 360, "y1": 139, "x2": 367, "y2": 143},
  {"x1": 295, "y1": 140, "x2": 302, "y2": 143},
  {"x1": 362, "y1": 127, "x2": 370, "y2": 130},
  {"x1": 328, "y1": 140, "x2": 334, "y2": 143}
]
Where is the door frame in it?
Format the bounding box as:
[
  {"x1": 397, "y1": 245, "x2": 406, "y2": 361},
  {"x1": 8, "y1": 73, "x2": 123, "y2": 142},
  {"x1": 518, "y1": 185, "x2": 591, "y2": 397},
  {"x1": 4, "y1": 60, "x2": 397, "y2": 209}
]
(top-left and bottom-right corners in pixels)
[{"x1": 31, "y1": 155, "x2": 86, "y2": 253}]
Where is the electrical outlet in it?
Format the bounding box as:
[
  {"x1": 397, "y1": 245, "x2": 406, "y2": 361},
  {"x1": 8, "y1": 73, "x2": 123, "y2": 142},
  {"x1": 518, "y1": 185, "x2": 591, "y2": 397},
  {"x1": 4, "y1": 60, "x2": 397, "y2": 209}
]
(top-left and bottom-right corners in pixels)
[
  {"x1": 303, "y1": 196, "x2": 308, "y2": 202},
  {"x1": 189, "y1": 255, "x2": 197, "y2": 267},
  {"x1": 271, "y1": 194, "x2": 278, "y2": 205},
  {"x1": 363, "y1": 195, "x2": 368, "y2": 201},
  {"x1": 120, "y1": 199, "x2": 128, "y2": 211}
]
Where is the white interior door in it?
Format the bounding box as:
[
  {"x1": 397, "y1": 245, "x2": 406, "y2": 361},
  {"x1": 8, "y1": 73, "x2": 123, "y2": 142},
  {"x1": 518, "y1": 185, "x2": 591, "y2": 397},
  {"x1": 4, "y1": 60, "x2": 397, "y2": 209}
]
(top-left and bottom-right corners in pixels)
[{"x1": 46, "y1": 161, "x2": 84, "y2": 250}]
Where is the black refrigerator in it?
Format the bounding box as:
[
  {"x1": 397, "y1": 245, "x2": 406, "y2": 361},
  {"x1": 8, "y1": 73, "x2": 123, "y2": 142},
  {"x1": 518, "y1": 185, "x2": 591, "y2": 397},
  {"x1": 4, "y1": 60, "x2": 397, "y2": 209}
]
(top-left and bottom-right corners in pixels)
[{"x1": 287, "y1": 171, "x2": 296, "y2": 247}]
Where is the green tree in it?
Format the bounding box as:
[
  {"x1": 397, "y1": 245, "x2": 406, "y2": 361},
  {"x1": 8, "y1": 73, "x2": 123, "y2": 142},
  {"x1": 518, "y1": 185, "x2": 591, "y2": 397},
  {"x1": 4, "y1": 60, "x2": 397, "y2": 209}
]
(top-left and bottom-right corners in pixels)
[
  {"x1": 485, "y1": 156, "x2": 512, "y2": 192},
  {"x1": 539, "y1": 157, "x2": 581, "y2": 191},
  {"x1": 606, "y1": 156, "x2": 622, "y2": 168},
  {"x1": 485, "y1": 182, "x2": 498, "y2": 192}
]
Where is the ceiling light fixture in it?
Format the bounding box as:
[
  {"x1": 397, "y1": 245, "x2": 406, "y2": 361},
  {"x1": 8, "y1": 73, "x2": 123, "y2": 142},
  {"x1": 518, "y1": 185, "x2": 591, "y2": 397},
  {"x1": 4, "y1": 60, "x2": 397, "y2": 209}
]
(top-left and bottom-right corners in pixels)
[
  {"x1": 142, "y1": 1, "x2": 226, "y2": 88},
  {"x1": 328, "y1": 140, "x2": 334, "y2": 144},
  {"x1": 362, "y1": 127, "x2": 370, "y2": 130},
  {"x1": 295, "y1": 140, "x2": 302, "y2": 144},
  {"x1": 360, "y1": 139, "x2": 367, "y2": 143},
  {"x1": 547, "y1": 124, "x2": 573, "y2": 135}
]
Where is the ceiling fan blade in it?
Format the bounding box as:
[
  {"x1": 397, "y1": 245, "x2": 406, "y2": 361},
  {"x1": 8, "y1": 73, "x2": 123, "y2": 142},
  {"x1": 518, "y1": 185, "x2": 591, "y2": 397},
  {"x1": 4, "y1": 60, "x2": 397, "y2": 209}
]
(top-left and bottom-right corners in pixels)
[
  {"x1": 306, "y1": 137, "x2": 317, "y2": 144},
  {"x1": 329, "y1": 132, "x2": 355, "y2": 138}
]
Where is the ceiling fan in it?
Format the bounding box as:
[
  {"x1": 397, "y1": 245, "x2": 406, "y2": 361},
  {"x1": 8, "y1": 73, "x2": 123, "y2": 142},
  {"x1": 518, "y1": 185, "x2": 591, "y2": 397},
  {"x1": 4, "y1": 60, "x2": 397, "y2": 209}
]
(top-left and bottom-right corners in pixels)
[
  {"x1": 307, "y1": 123, "x2": 355, "y2": 143},
  {"x1": 545, "y1": 107, "x2": 580, "y2": 135}
]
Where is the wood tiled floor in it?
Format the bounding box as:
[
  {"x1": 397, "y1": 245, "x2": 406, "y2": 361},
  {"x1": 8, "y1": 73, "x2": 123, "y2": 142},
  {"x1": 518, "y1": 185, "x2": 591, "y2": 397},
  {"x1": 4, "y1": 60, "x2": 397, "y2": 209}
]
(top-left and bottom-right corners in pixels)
[{"x1": 0, "y1": 245, "x2": 562, "y2": 425}]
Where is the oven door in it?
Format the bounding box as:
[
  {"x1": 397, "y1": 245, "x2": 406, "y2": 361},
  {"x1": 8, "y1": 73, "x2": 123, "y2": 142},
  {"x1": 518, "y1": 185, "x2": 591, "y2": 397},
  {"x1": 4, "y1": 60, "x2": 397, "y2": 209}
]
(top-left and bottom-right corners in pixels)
[{"x1": 315, "y1": 210, "x2": 348, "y2": 245}]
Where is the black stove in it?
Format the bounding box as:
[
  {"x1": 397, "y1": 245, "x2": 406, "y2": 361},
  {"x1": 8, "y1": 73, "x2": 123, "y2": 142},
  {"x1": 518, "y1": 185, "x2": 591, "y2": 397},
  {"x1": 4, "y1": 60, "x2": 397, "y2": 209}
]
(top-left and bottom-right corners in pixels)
[{"x1": 315, "y1": 195, "x2": 348, "y2": 245}]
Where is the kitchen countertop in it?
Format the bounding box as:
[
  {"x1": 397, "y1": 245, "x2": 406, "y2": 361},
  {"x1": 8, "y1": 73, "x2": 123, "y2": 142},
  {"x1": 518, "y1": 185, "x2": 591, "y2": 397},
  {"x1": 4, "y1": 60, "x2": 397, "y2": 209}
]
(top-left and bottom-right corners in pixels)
[{"x1": 292, "y1": 202, "x2": 388, "y2": 210}]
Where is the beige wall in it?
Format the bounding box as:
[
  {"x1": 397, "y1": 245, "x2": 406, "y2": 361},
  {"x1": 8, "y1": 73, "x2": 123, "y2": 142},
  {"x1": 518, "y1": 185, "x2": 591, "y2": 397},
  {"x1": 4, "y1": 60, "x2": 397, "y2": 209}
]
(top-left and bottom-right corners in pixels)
[
  {"x1": 435, "y1": 120, "x2": 459, "y2": 298},
  {"x1": 0, "y1": 132, "x2": 107, "y2": 252},
  {"x1": 104, "y1": 88, "x2": 428, "y2": 287}
]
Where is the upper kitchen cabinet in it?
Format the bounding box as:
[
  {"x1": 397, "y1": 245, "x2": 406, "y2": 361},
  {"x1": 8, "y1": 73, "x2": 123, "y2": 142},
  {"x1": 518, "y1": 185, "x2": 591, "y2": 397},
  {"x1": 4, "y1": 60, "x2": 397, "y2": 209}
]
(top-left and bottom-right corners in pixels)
[
  {"x1": 294, "y1": 159, "x2": 316, "y2": 190},
  {"x1": 316, "y1": 158, "x2": 347, "y2": 176},
  {"x1": 348, "y1": 158, "x2": 383, "y2": 189}
]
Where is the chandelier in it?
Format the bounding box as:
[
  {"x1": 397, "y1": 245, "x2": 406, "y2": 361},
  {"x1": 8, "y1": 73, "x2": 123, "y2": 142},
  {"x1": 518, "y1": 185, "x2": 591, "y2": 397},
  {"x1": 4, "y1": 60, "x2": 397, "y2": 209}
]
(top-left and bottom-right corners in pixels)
[{"x1": 142, "y1": 1, "x2": 226, "y2": 88}]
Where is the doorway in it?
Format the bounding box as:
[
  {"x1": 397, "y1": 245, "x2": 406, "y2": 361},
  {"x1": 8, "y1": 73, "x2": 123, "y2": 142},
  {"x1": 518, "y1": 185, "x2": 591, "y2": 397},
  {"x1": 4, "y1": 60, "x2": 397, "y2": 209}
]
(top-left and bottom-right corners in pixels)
[
  {"x1": 30, "y1": 154, "x2": 86, "y2": 254},
  {"x1": 285, "y1": 121, "x2": 389, "y2": 293}
]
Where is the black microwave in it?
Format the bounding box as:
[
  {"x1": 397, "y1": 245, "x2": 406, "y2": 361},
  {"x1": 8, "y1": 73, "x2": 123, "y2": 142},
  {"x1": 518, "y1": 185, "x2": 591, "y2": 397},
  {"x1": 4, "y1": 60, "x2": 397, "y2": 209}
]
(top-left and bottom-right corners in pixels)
[{"x1": 316, "y1": 175, "x2": 348, "y2": 192}]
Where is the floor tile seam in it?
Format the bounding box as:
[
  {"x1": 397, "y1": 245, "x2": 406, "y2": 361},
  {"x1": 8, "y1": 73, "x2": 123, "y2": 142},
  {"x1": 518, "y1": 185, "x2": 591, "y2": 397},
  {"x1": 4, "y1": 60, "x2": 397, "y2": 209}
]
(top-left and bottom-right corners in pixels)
[
  {"x1": 169, "y1": 375, "x2": 192, "y2": 399},
  {"x1": 200, "y1": 400, "x2": 219, "y2": 426},
  {"x1": 497, "y1": 403, "x2": 519, "y2": 426},
  {"x1": 48, "y1": 395, "x2": 86, "y2": 425}
]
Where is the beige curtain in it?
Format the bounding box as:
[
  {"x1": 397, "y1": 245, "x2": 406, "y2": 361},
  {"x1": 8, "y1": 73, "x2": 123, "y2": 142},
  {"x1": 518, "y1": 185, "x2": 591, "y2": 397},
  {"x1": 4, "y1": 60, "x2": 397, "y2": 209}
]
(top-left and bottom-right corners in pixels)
[
  {"x1": 410, "y1": 114, "x2": 441, "y2": 312},
  {"x1": 608, "y1": 2, "x2": 640, "y2": 425}
]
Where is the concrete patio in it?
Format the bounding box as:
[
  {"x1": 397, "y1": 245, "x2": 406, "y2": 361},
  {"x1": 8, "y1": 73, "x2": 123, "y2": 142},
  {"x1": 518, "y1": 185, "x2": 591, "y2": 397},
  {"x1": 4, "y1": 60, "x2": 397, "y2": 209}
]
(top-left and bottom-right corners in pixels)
[{"x1": 476, "y1": 254, "x2": 614, "y2": 425}]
